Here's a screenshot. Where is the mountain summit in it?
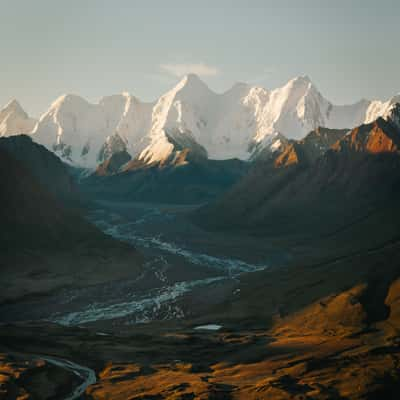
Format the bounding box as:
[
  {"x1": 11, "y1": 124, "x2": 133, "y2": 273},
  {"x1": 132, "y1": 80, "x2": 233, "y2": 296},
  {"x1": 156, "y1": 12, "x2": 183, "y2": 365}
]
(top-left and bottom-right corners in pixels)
[{"x1": 0, "y1": 100, "x2": 37, "y2": 137}]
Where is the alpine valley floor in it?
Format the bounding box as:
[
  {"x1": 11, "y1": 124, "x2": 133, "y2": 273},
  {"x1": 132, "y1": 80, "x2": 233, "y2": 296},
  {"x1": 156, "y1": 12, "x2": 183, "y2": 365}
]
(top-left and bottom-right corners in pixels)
[{"x1": 1, "y1": 198, "x2": 400, "y2": 399}]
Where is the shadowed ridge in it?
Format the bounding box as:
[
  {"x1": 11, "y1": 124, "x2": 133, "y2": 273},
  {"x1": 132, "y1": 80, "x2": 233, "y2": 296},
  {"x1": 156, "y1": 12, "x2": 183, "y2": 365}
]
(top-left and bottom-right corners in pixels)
[{"x1": 0, "y1": 136, "x2": 144, "y2": 304}]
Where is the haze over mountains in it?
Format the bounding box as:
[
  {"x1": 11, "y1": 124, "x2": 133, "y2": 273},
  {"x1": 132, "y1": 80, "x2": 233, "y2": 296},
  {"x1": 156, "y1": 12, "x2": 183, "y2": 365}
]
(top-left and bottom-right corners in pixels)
[{"x1": 1, "y1": 74, "x2": 399, "y2": 168}]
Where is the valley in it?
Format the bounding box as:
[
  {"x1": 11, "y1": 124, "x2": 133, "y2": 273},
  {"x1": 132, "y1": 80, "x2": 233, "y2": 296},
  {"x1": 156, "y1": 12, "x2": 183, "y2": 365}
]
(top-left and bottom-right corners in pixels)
[
  {"x1": 1, "y1": 237, "x2": 400, "y2": 399},
  {"x1": 1, "y1": 186, "x2": 399, "y2": 399},
  {"x1": 2, "y1": 2, "x2": 400, "y2": 397},
  {"x1": 0, "y1": 200, "x2": 285, "y2": 328},
  {"x1": 1, "y1": 78, "x2": 399, "y2": 399}
]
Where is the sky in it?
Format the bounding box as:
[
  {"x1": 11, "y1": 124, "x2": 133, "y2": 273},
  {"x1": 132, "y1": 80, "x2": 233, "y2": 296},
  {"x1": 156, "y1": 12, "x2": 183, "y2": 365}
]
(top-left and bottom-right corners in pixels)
[{"x1": 1, "y1": 0, "x2": 399, "y2": 116}]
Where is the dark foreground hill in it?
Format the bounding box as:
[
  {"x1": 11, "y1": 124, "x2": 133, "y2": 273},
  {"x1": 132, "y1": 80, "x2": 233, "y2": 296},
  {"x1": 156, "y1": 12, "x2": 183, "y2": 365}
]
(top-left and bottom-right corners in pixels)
[
  {"x1": 0, "y1": 135, "x2": 81, "y2": 206},
  {"x1": 0, "y1": 138, "x2": 143, "y2": 303}
]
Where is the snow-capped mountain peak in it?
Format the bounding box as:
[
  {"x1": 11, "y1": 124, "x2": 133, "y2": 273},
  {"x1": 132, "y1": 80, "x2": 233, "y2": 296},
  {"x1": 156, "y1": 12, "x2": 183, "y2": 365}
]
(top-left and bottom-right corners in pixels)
[
  {"x1": 3, "y1": 99, "x2": 27, "y2": 115},
  {"x1": 32, "y1": 92, "x2": 146, "y2": 166},
  {"x1": 0, "y1": 99, "x2": 37, "y2": 137},
  {"x1": 23, "y1": 75, "x2": 400, "y2": 167},
  {"x1": 178, "y1": 73, "x2": 211, "y2": 89},
  {"x1": 286, "y1": 74, "x2": 312, "y2": 86}
]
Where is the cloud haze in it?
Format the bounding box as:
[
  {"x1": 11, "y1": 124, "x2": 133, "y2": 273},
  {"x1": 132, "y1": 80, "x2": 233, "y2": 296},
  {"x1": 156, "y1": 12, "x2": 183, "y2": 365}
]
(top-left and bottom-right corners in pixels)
[{"x1": 160, "y1": 63, "x2": 219, "y2": 77}]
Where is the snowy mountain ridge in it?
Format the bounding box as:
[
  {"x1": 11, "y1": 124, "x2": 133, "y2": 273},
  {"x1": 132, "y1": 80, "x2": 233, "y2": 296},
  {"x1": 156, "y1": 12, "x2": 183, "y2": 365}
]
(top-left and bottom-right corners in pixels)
[{"x1": 1, "y1": 75, "x2": 399, "y2": 167}]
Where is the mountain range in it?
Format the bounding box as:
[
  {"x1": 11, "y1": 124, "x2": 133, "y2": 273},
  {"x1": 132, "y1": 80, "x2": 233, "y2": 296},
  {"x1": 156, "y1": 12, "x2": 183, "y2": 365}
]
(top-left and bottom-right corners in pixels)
[
  {"x1": 1, "y1": 75, "x2": 399, "y2": 168},
  {"x1": 195, "y1": 103, "x2": 400, "y2": 237},
  {"x1": 1, "y1": 79, "x2": 400, "y2": 399}
]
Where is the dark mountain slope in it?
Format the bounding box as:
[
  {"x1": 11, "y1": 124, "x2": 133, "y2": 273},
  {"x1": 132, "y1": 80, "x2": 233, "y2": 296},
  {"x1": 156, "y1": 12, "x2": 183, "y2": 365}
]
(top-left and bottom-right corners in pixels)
[
  {"x1": 82, "y1": 147, "x2": 249, "y2": 204},
  {"x1": 0, "y1": 135, "x2": 80, "y2": 206},
  {"x1": 0, "y1": 142, "x2": 143, "y2": 303},
  {"x1": 96, "y1": 150, "x2": 132, "y2": 176}
]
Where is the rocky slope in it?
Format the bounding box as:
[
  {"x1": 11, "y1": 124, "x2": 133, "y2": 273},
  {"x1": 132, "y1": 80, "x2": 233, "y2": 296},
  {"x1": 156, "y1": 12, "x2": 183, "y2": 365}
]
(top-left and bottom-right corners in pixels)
[{"x1": 273, "y1": 126, "x2": 349, "y2": 167}]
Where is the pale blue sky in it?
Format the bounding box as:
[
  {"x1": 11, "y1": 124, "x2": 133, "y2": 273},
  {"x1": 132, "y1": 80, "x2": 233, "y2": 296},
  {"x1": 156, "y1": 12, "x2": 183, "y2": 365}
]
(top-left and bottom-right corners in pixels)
[{"x1": 1, "y1": 0, "x2": 399, "y2": 116}]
